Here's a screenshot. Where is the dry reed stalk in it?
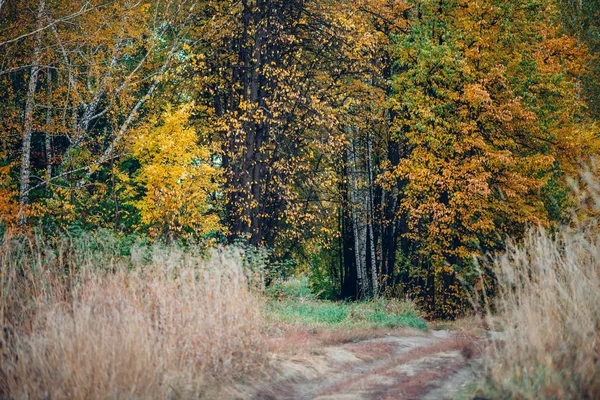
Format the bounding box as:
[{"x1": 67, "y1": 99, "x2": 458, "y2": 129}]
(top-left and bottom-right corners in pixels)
[
  {"x1": 485, "y1": 165, "x2": 600, "y2": 399},
  {"x1": 0, "y1": 240, "x2": 266, "y2": 399}
]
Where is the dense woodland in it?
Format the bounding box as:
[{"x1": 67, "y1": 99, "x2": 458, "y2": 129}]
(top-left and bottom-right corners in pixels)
[{"x1": 1, "y1": 0, "x2": 599, "y2": 317}]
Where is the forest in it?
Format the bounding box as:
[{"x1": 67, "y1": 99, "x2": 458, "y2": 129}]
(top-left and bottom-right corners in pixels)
[{"x1": 1, "y1": 0, "x2": 599, "y2": 398}]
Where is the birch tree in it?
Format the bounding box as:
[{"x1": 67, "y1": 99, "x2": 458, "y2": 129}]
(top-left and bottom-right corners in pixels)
[{"x1": 18, "y1": 0, "x2": 45, "y2": 225}]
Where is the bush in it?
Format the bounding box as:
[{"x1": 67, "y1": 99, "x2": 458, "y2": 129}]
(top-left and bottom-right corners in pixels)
[{"x1": 268, "y1": 276, "x2": 315, "y2": 300}]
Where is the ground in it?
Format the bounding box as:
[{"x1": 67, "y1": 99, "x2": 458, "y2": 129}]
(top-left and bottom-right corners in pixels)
[
  {"x1": 235, "y1": 326, "x2": 492, "y2": 400},
  {"x1": 234, "y1": 284, "x2": 494, "y2": 400}
]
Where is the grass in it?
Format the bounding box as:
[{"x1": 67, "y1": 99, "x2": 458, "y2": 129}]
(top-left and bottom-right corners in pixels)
[
  {"x1": 0, "y1": 233, "x2": 425, "y2": 399},
  {"x1": 266, "y1": 298, "x2": 426, "y2": 330},
  {"x1": 268, "y1": 276, "x2": 315, "y2": 300},
  {"x1": 452, "y1": 381, "x2": 482, "y2": 400},
  {"x1": 265, "y1": 279, "x2": 427, "y2": 330},
  {"x1": 0, "y1": 233, "x2": 266, "y2": 399},
  {"x1": 478, "y1": 166, "x2": 600, "y2": 399},
  {"x1": 22, "y1": 189, "x2": 600, "y2": 400}
]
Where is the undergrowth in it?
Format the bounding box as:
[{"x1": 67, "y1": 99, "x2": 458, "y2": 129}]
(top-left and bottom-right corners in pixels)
[{"x1": 265, "y1": 278, "x2": 427, "y2": 330}]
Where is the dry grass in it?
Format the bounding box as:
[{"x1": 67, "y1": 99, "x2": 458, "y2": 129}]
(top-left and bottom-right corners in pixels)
[
  {"x1": 0, "y1": 235, "x2": 266, "y2": 399},
  {"x1": 428, "y1": 315, "x2": 491, "y2": 338},
  {"x1": 266, "y1": 325, "x2": 428, "y2": 356},
  {"x1": 484, "y1": 166, "x2": 600, "y2": 399}
]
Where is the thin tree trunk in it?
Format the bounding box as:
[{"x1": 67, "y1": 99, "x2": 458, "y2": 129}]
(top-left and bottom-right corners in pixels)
[
  {"x1": 19, "y1": 0, "x2": 45, "y2": 225},
  {"x1": 367, "y1": 130, "x2": 378, "y2": 297},
  {"x1": 346, "y1": 134, "x2": 364, "y2": 298},
  {"x1": 380, "y1": 186, "x2": 387, "y2": 281},
  {"x1": 112, "y1": 157, "x2": 119, "y2": 233},
  {"x1": 358, "y1": 169, "x2": 369, "y2": 297},
  {"x1": 45, "y1": 67, "x2": 53, "y2": 185},
  {"x1": 341, "y1": 150, "x2": 357, "y2": 299},
  {"x1": 338, "y1": 205, "x2": 345, "y2": 289},
  {"x1": 346, "y1": 130, "x2": 371, "y2": 298}
]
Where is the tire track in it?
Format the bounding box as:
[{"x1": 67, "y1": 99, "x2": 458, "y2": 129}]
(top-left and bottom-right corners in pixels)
[{"x1": 255, "y1": 331, "x2": 483, "y2": 400}]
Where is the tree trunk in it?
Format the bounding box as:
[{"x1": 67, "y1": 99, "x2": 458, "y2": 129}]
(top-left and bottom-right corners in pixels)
[
  {"x1": 45, "y1": 67, "x2": 53, "y2": 185},
  {"x1": 341, "y1": 150, "x2": 357, "y2": 299},
  {"x1": 18, "y1": 0, "x2": 45, "y2": 225},
  {"x1": 380, "y1": 136, "x2": 401, "y2": 288},
  {"x1": 223, "y1": 0, "x2": 271, "y2": 246},
  {"x1": 366, "y1": 130, "x2": 378, "y2": 297},
  {"x1": 346, "y1": 130, "x2": 371, "y2": 298}
]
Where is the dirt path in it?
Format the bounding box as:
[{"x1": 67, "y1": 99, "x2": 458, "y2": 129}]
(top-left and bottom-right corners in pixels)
[{"x1": 254, "y1": 330, "x2": 483, "y2": 400}]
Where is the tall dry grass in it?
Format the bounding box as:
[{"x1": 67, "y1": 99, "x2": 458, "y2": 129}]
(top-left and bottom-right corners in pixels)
[
  {"x1": 0, "y1": 234, "x2": 266, "y2": 399},
  {"x1": 485, "y1": 165, "x2": 600, "y2": 399}
]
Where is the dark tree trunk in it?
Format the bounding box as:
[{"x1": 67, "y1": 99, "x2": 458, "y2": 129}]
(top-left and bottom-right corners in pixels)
[
  {"x1": 341, "y1": 149, "x2": 358, "y2": 299},
  {"x1": 216, "y1": 0, "x2": 306, "y2": 247}
]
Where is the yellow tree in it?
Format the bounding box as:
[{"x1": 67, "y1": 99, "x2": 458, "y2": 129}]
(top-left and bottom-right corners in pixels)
[
  {"x1": 129, "y1": 105, "x2": 223, "y2": 241},
  {"x1": 0, "y1": 0, "x2": 194, "y2": 231}
]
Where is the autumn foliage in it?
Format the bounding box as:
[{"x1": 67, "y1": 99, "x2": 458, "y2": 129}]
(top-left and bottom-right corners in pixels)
[{"x1": 1, "y1": 0, "x2": 599, "y2": 317}]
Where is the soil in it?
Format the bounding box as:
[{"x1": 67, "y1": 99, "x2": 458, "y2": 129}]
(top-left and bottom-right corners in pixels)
[{"x1": 252, "y1": 330, "x2": 488, "y2": 400}]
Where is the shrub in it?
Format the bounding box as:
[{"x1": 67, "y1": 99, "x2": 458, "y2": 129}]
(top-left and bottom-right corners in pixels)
[{"x1": 268, "y1": 276, "x2": 314, "y2": 300}]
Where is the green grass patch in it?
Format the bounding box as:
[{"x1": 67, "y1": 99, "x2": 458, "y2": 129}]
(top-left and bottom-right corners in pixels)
[
  {"x1": 264, "y1": 298, "x2": 427, "y2": 330},
  {"x1": 268, "y1": 276, "x2": 315, "y2": 300}
]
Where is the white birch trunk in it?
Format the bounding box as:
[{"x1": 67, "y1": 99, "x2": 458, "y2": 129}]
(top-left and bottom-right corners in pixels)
[
  {"x1": 18, "y1": 0, "x2": 45, "y2": 225},
  {"x1": 346, "y1": 137, "x2": 364, "y2": 298},
  {"x1": 346, "y1": 129, "x2": 370, "y2": 298}
]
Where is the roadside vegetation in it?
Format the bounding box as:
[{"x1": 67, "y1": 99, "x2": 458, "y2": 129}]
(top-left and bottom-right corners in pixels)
[
  {"x1": 3, "y1": 169, "x2": 600, "y2": 399},
  {"x1": 265, "y1": 278, "x2": 427, "y2": 330},
  {"x1": 0, "y1": 235, "x2": 266, "y2": 399},
  {"x1": 2, "y1": 174, "x2": 600, "y2": 399},
  {"x1": 478, "y1": 168, "x2": 600, "y2": 399},
  {"x1": 0, "y1": 233, "x2": 427, "y2": 399}
]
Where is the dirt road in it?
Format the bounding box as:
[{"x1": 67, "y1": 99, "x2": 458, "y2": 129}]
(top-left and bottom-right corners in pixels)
[{"x1": 255, "y1": 330, "x2": 483, "y2": 400}]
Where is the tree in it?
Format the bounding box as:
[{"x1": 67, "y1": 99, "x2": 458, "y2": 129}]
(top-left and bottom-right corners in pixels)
[
  {"x1": 557, "y1": 0, "x2": 600, "y2": 117},
  {"x1": 0, "y1": 0, "x2": 193, "y2": 232},
  {"x1": 382, "y1": 0, "x2": 596, "y2": 317},
  {"x1": 128, "y1": 104, "x2": 223, "y2": 241},
  {"x1": 189, "y1": 0, "x2": 359, "y2": 248},
  {"x1": 17, "y1": 0, "x2": 45, "y2": 225}
]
